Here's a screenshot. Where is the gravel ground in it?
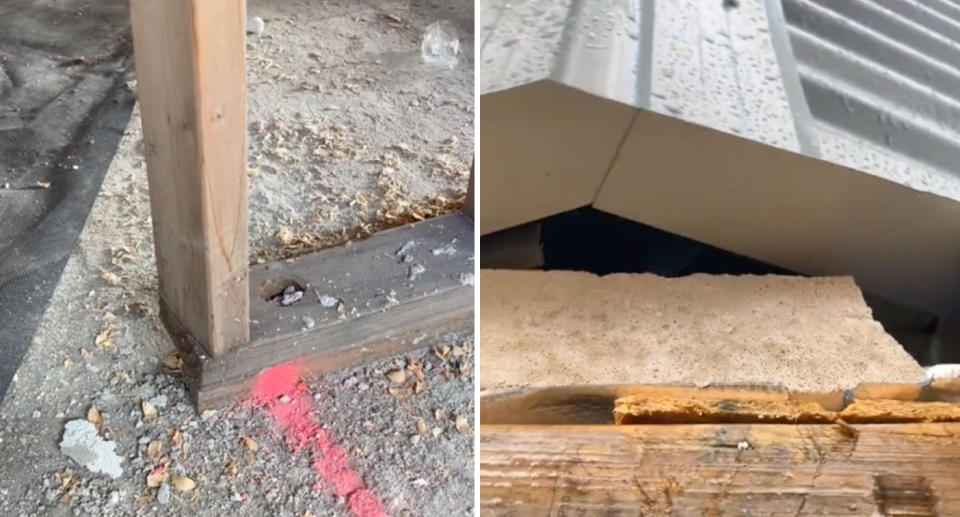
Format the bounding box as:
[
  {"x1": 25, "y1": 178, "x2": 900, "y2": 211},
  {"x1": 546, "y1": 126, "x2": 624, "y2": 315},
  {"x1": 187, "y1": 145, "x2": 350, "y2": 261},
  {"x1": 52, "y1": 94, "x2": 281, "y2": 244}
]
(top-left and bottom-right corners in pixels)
[{"x1": 0, "y1": 0, "x2": 474, "y2": 515}]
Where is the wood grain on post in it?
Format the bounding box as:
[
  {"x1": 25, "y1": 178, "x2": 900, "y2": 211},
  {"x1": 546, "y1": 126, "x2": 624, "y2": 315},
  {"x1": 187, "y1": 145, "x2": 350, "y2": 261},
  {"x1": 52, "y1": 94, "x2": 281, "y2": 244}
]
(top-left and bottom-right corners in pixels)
[
  {"x1": 479, "y1": 423, "x2": 960, "y2": 515},
  {"x1": 129, "y1": 0, "x2": 249, "y2": 357}
]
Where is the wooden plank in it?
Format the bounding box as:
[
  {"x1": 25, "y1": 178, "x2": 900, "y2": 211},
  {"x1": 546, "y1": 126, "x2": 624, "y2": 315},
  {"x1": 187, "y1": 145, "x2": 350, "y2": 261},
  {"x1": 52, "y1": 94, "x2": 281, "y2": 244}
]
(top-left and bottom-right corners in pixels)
[
  {"x1": 479, "y1": 423, "x2": 960, "y2": 516},
  {"x1": 481, "y1": 384, "x2": 846, "y2": 425},
  {"x1": 129, "y1": 0, "x2": 249, "y2": 357},
  {"x1": 480, "y1": 382, "x2": 960, "y2": 425},
  {"x1": 183, "y1": 213, "x2": 474, "y2": 409}
]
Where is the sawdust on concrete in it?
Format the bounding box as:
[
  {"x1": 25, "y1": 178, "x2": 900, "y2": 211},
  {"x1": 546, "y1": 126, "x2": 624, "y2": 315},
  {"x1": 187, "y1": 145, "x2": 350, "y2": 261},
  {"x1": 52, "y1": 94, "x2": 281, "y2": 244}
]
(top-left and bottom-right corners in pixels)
[
  {"x1": 0, "y1": 0, "x2": 474, "y2": 514},
  {"x1": 243, "y1": 0, "x2": 473, "y2": 263},
  {"x1": 479, "y1": 270, "x2": 926, "y2": 394}
]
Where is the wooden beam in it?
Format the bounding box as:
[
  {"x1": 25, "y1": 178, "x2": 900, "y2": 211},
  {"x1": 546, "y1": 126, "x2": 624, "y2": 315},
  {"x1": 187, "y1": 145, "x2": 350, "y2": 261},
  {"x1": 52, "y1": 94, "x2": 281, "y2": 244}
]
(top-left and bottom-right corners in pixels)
[
  {"x1": 179, "y1": 213, "x2": 474, "y2": 409},
  {"x1": 479, "y1": 423, "x2": 960, "y2": 515},
  {"x1": 480, "y1": 382, "x2": 960, "y2": 425},
  {"x1": 129, "y1": 0, "x2": 249, "y2": 357}
]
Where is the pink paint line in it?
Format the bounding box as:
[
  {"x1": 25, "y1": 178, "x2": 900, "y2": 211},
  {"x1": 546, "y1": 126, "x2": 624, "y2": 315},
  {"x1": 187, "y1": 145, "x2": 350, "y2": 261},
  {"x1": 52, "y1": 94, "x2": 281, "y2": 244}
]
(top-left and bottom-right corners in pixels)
[{"x1": 249, "y1": 362, "x2": 387, "y2": 517}]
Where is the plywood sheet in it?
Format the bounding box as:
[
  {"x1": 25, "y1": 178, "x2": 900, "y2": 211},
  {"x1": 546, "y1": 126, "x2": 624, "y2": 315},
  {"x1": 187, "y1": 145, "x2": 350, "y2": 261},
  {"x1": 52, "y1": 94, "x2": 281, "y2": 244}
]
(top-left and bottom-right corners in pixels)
[{"x1": 478, "y1": 270, "x2": 925, "y2": 393}]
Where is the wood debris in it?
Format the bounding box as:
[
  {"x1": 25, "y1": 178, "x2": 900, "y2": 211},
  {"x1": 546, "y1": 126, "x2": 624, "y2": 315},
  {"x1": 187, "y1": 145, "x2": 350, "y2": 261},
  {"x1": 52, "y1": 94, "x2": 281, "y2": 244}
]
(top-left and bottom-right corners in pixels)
[
  {"x1": 146, "y1": 465, "x2": 167, "y2": 488},
  {"x1": 455, "y1": 415, "x2": 472, "y2": 436},
  {"x1": 170, "y1": 475, "x2": 196, "y2": 492},
  {"x1": 386, "y1": 368, "x2": 406, "y2": 384},
  {"x1": 162, "y1": 353, "x2": 183, "y2": 371},
  {"x1": 141, "y1": 400, "x2": 157, "y2": 421},
  {"x1": 100, "y1": 270, "x2": 122, "y2": 286},
  {"x1": 239, "y1": 436, "x2": 259, "y2": 452},
  {"x1": 388, "y1": 386, "x2": 413, "y2": 399},
  {"x1": 94, "y1": 312, "x2": 118, "y2": 353},
  {"x1": 147, "y1": 440, "x2": 163, "y2": 462},
  {"x1": 406, "y1": 358, "x2": 425, "y2": 380},
  {"x1": 169, "y1": 429, "x2": 183, "y2": 448},
  {"x1": 86, "y1": 405, "x2": 104, "y2": 434}
]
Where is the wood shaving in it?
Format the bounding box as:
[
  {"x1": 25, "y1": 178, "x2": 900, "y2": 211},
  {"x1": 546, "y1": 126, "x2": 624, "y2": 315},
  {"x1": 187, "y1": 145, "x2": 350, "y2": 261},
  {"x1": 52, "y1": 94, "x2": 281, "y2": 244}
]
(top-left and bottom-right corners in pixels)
[
  {"x1": 170, "y1": 475, "x2": 196, "y2": 492},
  {"x1": 389, "y1": 386, "x2": 413, "y2": 399},
  {"x1": 454, "y1": 415, "x2": 472, "y2": 436},
  {"x1": 145, "y1": 466, "x2": 167, "y2": 488},
  {"x1": 86, "y1": 405, "x2": 104, "y2": 434},
  {"x1": 147, "y1": 441, "x2": 163, "y2": 462},
  {"x1": 100, "y1": 270, "x2": 122, "y2": 286},
  {"x1": 239, "y1": 436, "x2": 259, "y2": 452},
  {"x1": 161, "y1": 353, "x2": 183, "y2": 371},
  {"x1": 141, "y1": 400, "x2": 157, "y2": 421},
  {"x1": 386, "y1": 368, "x2": 406, "y2": 384}
]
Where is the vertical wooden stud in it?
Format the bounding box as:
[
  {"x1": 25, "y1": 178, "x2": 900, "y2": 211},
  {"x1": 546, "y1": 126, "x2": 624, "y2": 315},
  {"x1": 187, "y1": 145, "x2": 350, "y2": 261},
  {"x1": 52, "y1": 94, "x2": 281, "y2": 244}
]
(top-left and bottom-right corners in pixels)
[{"x1": 129, "y1": 0, "x2": 249, "y2": 357}]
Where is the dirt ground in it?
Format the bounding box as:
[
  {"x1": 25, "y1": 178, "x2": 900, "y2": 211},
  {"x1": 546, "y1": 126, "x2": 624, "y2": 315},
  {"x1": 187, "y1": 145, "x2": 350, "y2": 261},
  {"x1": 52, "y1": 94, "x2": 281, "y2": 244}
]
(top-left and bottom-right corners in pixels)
[{"x1": 0, "y1": 0, "x2": 475, "y2": 515}]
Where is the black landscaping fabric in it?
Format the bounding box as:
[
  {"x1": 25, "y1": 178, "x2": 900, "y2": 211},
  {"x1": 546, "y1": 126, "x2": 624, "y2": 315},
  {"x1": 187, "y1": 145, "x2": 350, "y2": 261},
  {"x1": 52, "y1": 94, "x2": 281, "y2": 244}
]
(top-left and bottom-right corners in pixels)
[{"x1": 0, "y1": 0, "x2": 133, "y2": 402}]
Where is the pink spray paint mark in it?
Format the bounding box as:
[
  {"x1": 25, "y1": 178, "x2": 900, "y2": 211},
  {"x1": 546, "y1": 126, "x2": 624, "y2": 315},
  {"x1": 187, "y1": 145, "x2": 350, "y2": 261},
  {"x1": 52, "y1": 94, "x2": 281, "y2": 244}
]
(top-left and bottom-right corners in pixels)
[{"x1": 249, "y1": 362, "x2": 388, "y2": 517}]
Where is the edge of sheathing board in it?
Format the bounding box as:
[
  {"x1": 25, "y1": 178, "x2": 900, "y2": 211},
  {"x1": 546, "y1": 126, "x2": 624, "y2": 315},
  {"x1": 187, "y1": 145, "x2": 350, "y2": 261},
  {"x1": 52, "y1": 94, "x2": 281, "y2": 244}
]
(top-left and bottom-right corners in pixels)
[
  {"x1": 479, "y1": 379, "x2": 960, "y2": 425},
  {"x1": 478, "y1": 80, "x2": 635, "y2": 235},
  {"x1": 595, "y1": 109, "x2": 960, "y2": 320}
]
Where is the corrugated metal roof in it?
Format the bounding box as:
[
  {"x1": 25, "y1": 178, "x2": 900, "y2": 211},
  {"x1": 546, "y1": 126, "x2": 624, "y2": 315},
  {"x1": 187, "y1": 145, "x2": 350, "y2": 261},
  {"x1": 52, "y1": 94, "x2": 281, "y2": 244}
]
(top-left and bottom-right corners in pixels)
[{"x1": 782, "y1": 0, "x2": 960, "y2": 198}]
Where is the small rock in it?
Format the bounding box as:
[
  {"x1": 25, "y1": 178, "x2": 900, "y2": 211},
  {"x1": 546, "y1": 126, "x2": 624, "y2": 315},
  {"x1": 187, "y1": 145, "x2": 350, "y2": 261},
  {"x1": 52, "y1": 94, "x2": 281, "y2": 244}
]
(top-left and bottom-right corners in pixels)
[
  {"x1": 737, "y1": 440, "x2": 750, "y2": 451},
  {"x1": 278, "y1": 395, "x2": 292, "y2": 404},
  {"x1": 157, "y1": 483, "x2": 171, "y2": 504},
  {"x1": 148, "y1": 395, "x2": 168, "y2": 409},
  {"x1": 200, "y1": 409, "x2": 217, "y2": 421},
  {"x1": 107, "y1": 491, "x2": 120, "y2": 506},
  {"x1": 247, "y1": 16, "x2": 265, "y2": 35},
  {"x1": 408, "y1": 264, "x2": 426, "y2": 281},
  {"x1": 302, "y1": 316, "x2": 316, "y2": 329},
  {"x1": 456, "y1": 272, "x2": 474, "y2": 286},
  {"x1": 318, "y1": 295, "x2": 339, "y2": 308},
  {"x1": 395, "y1": 240, "x2": 416, "y2": 256},
  {"x1": 431, "y1": 244, "x2": 457, "y2": 256},
  {"x1": 280, "y1": 290, "x2": 304, "y2": 306},
  {"x1": 59, "y1": 420, "x2": 123, "y2": 479}
]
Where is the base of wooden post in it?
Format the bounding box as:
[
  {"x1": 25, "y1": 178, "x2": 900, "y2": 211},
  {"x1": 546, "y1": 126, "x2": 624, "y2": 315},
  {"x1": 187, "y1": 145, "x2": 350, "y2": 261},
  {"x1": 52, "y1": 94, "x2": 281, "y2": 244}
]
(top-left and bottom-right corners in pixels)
[{"x1": 165, "y1": 212, "x2": 474, "y2": 410}]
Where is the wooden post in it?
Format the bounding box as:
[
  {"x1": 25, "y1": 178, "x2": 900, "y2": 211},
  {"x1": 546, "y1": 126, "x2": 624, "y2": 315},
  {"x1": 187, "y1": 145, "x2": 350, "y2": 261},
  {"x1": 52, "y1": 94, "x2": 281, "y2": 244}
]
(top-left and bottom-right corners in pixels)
[
  {"x1": 129, "y1": 0, "x2": 249, "y2": 357},
  {"x1": 464, "y1": 161, "x2": 475, "y2": 220}
]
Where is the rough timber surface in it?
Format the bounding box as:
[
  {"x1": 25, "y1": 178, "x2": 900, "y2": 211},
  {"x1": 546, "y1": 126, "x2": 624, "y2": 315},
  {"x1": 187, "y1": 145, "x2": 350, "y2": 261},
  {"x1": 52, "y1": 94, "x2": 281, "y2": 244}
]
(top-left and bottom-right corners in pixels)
[
  {"x1": 129, "y1": 0, "x2": 249, "y2": 358},
  {"x1": 478, "y1": 423, "x2": 960, "y2": 516},
  {"x1": 185, "y1": 213, "x2": 474, "y2": 409}
]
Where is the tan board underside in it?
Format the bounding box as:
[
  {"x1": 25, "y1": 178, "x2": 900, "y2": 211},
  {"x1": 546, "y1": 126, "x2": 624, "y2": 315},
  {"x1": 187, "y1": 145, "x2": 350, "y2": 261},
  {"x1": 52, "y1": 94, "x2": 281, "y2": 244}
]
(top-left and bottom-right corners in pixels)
[{"x1": 479, "y1": 270, "x2": 925, "y2": 393}]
